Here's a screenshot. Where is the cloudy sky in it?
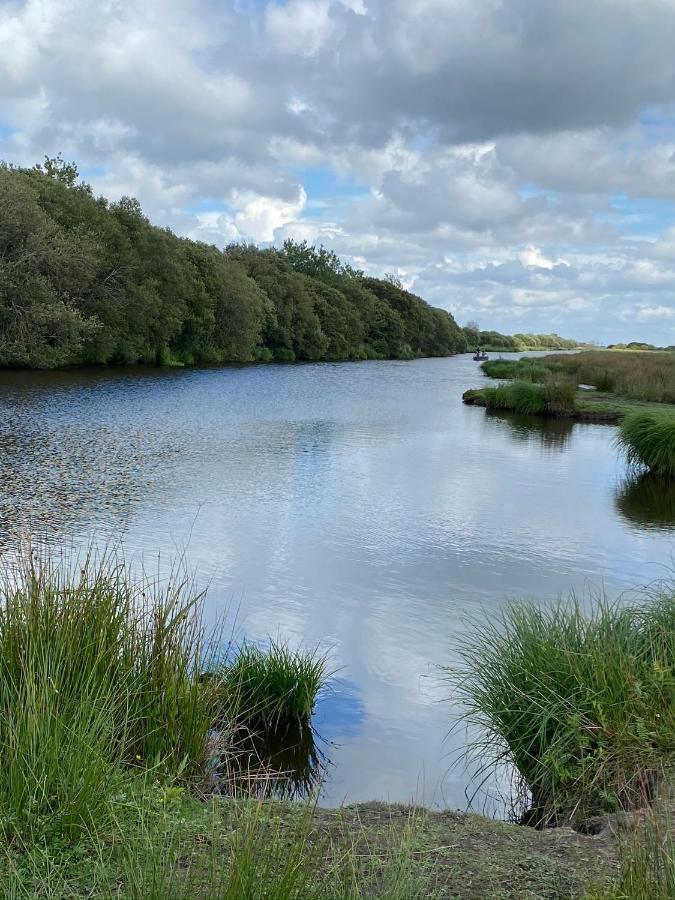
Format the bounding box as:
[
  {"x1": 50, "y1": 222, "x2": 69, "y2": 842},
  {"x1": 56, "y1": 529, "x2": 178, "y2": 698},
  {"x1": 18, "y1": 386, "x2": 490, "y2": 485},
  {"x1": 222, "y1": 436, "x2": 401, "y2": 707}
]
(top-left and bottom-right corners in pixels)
[{"x1": 2, "y1": 0, "x2": 675, "y2": 343}]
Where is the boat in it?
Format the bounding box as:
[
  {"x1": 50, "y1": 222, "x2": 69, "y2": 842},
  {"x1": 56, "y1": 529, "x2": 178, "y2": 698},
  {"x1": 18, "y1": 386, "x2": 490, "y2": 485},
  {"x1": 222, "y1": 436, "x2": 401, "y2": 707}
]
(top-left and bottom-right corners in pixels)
[{"x1": 473, "y1": 353, "x2": 489, "y2": 361}]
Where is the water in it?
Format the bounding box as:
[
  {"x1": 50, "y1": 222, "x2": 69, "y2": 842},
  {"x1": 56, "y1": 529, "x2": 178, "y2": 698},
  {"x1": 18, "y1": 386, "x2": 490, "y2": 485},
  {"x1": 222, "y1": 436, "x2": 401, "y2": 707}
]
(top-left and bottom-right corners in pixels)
[{"x1": 1, "y1": 354, "x2": 673, "y2": 810}]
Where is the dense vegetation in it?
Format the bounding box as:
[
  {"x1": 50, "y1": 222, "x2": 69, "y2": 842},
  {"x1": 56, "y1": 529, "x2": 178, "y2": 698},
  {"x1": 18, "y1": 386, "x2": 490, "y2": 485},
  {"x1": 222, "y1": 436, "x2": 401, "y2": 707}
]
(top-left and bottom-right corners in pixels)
[
  {"x1": 0, "y1": 157, "x2": 470, "y2": 368},
  {"x1": 449, "y1": 588, "x2": 675, "y2": 829}
]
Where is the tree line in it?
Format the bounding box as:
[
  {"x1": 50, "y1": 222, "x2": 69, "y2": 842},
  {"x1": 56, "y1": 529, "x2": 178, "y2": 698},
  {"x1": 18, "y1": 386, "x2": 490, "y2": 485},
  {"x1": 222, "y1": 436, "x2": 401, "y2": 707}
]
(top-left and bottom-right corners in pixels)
[
  {"x1": 0, "y1": 158, "x2": 470, "y2": 368},
  {"x1": 0, "y1": 156, "x2": 582, "y2": 369}
]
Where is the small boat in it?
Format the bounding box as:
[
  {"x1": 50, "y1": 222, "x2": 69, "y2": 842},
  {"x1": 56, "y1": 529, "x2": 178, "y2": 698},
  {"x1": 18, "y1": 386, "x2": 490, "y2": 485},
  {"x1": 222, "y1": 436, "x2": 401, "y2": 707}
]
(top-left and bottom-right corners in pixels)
[{"x1": 473, "y1": 353, "x2": 489, "y2": 361}]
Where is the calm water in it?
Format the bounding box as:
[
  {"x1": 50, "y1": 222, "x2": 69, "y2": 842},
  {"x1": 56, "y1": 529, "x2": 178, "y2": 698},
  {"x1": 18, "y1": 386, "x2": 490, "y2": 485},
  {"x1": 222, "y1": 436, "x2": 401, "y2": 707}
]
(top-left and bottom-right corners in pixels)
[{"x1": 1, "y1": 354, "x2": 674, "y2": 810}]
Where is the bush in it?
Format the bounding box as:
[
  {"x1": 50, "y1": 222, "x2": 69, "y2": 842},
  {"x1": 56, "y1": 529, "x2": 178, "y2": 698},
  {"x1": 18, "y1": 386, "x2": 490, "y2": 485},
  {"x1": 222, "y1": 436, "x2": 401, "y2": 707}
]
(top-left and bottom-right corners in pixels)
[
  {"x1": 618, "y1": 411, "x2": 675, "y2": 477},
  {"x1": 447, "y1": 589, "x2": 675, "y2": 827},
  {"x1": 273, "y1": 347, "x2": 296, "y2": 362}
]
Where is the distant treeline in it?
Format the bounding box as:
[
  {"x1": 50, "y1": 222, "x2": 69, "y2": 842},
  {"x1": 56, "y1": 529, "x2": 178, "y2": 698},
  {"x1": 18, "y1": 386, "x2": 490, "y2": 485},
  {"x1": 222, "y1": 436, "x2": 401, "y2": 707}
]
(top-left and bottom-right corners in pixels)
[
  {"x1": 608, "y1": 341, "x2": 675, "y2": 352},
  {"x1": 0, "y1": 158, "x2": 470, "y2": 369},
  {"x1": 463, "y1": 326, "x2": 583, "y2": 353}
]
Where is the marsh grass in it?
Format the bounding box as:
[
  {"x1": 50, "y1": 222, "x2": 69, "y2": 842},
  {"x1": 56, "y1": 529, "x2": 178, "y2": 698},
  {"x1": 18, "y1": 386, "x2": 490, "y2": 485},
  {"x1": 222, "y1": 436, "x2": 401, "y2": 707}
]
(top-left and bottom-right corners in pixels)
[
  {"x1": 219, "y1": 641, "x2": 329, "y2": 730},
  {"x1": 446, "y1": 588, "x2": 675, "y2": 828},
  {"x1": 480, "y1": 359, "x2": 563, "y2": 382},
  {"x1": 542, "y1": 351, "x2": 675, "y2": 404},
  {"x1": 479, "y1": 380, "x2": 575, "y2": 417},
  {"x1": 617, "y1": 411, "x2": 675, "y2": 477},
  {"x1": 0, "y1": 549, "x2": 329, "y2": 845},
  {"x1": 482, "y1": 351, "x2": 675, "y2": 405},
  {"x1": 0, "y1": 549, "x2": 217, "y2": 841}
]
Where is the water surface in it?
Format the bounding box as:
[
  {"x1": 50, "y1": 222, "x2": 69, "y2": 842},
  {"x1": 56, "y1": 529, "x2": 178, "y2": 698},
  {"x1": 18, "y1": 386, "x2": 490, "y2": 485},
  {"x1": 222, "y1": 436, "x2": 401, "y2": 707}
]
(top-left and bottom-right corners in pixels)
[{"x1": 1, "y1": 354, "x2": 673, "y2": 810}]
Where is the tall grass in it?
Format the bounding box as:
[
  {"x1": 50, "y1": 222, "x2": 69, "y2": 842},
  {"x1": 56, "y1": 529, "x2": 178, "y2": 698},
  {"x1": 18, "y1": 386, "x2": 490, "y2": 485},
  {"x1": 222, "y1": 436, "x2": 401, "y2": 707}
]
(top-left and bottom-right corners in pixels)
[
  {"x1": 447, "y1": 589, "x2": 675, "y2": 828},
  {"x1": 220, "y1": 641, "x2": 328, "y2": 730},
  {"x1": 587, "y1": 810, "x2": 675, "y2": 900},
  {"x1": 479, "y1": 380, "x2": 576, "y2": 417},
  {"x1": 617, "y1": 411, "x2": 675, "y2": 477},
  {"x1": 0, "y1": 549, "x2": 328, "y2": 843},
  {"x1": 0, "y1": 550, "x2": 215, "y2": 840},
  {"x1": 480, "y1": 382, "x2": 548, "y2": 415},
  {"x1": 481, "y1": 359, "x2": 563, "y2": 382},
  {"x1": 545, "y1": 351, "x2": 675, "y2": 403},
  {"x1": 482, "y1": 350, "x2": 675, "y2": 404}
]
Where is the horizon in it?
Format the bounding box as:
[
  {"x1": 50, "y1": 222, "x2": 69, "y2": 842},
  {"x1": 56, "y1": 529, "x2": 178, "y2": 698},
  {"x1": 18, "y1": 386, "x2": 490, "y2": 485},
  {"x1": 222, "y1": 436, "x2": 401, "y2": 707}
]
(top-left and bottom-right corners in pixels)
[{"x1": 2, "y1": 1, "x2": 675, "y2": 345}]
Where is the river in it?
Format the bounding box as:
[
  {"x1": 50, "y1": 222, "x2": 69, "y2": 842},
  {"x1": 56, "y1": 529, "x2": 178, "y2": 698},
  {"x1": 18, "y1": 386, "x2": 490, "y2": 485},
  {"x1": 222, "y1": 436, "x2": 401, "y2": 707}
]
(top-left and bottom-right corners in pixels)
[{"x1": 0, "y1": 353, "x2": 673, "y2": 810}]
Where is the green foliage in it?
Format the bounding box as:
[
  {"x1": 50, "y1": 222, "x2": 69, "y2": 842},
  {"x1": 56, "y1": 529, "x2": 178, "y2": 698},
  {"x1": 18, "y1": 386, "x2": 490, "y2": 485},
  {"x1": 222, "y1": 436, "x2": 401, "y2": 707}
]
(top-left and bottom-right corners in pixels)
[
  {"x1": 447, "y1": 589, "x2": 675, "y2": 827},
  {"x1": 0, "y1": 162, "x2": 466, "y2": 368},
  {"x1": 588, "y1": 811, "x2": 674, "y2": 900},
  {"x1": 543, "y1": 377, "x2": 577, "y2": 417},
  {"x1": 618, "y1": 411, "x2": 675, "y2": 477},
  {"x1": 219, "y1": 642, "x2": 328, "y2": 729}
]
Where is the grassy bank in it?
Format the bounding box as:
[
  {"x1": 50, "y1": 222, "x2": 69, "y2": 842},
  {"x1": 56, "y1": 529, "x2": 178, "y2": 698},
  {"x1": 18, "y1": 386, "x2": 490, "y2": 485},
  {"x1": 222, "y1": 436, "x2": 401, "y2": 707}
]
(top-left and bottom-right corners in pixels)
[{"x1": 464, "y1": 350, "x2": 675, "y2": 428}]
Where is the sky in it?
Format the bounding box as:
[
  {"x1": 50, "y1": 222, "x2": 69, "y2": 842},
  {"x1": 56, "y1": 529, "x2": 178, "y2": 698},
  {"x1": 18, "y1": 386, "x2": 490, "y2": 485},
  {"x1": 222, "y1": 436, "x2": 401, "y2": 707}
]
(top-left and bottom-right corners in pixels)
[{"x1": 2, "y1": 0, "x2": 675, "y2": 344}]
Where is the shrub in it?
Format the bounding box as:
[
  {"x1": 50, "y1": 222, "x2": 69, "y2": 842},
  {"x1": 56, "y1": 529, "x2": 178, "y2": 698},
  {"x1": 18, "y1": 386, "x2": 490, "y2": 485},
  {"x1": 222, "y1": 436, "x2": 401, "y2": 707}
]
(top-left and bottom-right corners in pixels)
[
  {"x1": 618, "y1": 411, "x2": 675, "y2": 477},
  {"x1": 273, "y1": 347, "x2": 296, "y2": 362},
  {"x1": 447, "y1": 589, "x2": 675, "y2": 827}
]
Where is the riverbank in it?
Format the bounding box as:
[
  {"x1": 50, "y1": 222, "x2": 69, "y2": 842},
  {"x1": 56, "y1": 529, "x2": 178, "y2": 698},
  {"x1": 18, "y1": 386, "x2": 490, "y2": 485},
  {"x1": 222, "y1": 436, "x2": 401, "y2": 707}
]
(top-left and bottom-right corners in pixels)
[
  {"x1": 463, "y1": 349, "x2": 675, "y2": 424},
  {"x1": 2, "y1": 791, "x2": 622, "y2": 898},
  {"x1": 462, "y1": 386, "x2": 670, "y2": 423}
]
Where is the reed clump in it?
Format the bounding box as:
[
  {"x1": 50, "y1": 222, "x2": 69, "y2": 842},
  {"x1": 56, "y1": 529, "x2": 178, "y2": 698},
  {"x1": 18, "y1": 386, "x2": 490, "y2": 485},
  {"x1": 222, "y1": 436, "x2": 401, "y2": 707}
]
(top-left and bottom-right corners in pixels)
[
  {"x1": 479, "y1": 380, "x2": 575, "y2": 417},
  {"x1": 617, "y1": 411, "x2": 675, "y2": 477},
  {"x1": 217, "y1": 641, "x2": 328, "y2": 730},
  {"x1": 447, "y1": 588, "x2": 675, "y2": 829}
]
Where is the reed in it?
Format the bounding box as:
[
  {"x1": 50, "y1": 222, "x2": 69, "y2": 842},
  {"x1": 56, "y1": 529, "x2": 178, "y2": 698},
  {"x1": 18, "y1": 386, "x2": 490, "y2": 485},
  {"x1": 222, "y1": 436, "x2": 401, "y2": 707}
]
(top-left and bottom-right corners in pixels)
[
  {"x1": 219, "y1": 641, "x2": 328, "y2": 730},
  {"x1": 447, "y1": 588, "x2": 675, "y2": 828},
  {"x1": 617, "y1": 411, "x2": 675, "y2": 477}
]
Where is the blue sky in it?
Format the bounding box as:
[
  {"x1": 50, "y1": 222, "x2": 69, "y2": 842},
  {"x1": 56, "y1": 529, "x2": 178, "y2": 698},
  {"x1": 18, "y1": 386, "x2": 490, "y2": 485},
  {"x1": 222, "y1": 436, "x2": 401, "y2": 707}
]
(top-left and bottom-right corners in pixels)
[{"x1": 2, "y1": 0, "x2": 675, "y2": 344}]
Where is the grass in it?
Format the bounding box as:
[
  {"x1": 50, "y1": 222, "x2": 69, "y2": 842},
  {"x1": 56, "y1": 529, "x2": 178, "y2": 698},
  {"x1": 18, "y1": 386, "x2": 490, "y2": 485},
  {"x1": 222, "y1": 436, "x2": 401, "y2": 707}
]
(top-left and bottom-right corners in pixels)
[
  {"x1": 219, "y1": 641, "x2": 328, "y2": 730},
  {"x1": 617, "y1": 410, "x2": 675, "y2": 478},
  {"x1": 468, "y1": 380, "x2": 576, "y2": 417},
  {"x1": 481, "y1": 351, "x2": 675, "y2": 405},
  {"x1": 587, "y1": 809, "x2": 674, "y2": 900},
  {"x1": 0, "y1": 548, "x2": 329, "y2": 846},
  {"x1": 446, "y1": 587, "x2": 675, "y2": 829}
]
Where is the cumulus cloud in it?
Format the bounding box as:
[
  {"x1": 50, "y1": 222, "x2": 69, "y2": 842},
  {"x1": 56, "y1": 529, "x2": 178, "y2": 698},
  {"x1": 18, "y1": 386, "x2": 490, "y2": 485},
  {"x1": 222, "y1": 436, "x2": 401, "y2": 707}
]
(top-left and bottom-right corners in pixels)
[{"x1": 2, "y1": 0, "x2": 675, "y2": 341}]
